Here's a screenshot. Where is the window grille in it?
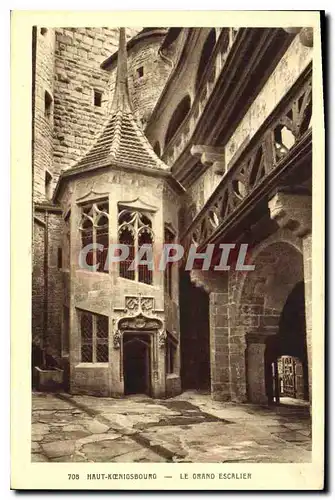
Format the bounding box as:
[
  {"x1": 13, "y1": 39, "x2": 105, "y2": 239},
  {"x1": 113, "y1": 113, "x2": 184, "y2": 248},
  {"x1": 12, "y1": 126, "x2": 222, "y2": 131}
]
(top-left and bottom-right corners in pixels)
[
  {"x1": 81, "y1": 312, "x2": 93, "y2": 362},
  {"x1": 80, "y1": 311, "x2": 109, "y2": 363},
  {"x1": 118, "y1": 209, "x2": 154, "y2": 284},
  {"x1": 96, "y1": 315, "x2": 109, "y2": 362},
  {"x1": 79, "y1": 200, "x2": 109, "y2": 273}
]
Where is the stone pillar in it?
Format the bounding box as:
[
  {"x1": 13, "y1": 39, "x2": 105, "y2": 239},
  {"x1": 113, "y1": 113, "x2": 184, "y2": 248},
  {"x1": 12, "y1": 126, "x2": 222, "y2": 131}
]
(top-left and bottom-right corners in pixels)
[
  {"x1": 246, "y1": 339, "x2": 268, "y2": 404},
  {"x1": 209, "y1": 292, "x2": 230, "y2": 401},
  {"x1": 190, "y1": 269, "x2": 230, "y2": 401},
  {"x1": 268, "y1": 191, "x2": 312, "y2": 405}
]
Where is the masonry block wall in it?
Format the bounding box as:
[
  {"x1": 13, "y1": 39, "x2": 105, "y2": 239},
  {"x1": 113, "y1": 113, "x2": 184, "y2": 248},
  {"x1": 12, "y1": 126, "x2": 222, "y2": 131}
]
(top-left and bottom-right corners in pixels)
[
  {"x1": 33, "y1": 27, "x2": 55, "y2": 203},
  {"x1": 53, "y1": 27, "x2": 141, "y2": 177},
  {"x1": 33, "y1": 210, "x2": 64, "y2": 360},
  {"x1": 32, "y1": 28, "x2": 144, "y2": 367},
  {"x1": 106, "y1": 30, "x2": 172, "y2": 130},
  {"x1": 32, "y1": 219, "x2": 45, "y2": 347}
]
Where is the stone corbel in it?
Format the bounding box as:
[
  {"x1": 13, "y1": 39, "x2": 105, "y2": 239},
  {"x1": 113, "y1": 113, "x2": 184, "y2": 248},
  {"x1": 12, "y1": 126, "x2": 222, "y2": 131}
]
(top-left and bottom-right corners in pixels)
[
  {"x1": 191, "y1": 145, "x2": 226, "y2": 175},
  {"x1": 283, "y1": 27, "x2": 313, "y2": 47},
  {"x1": 268, "y1": 191, "x2": 311, "y2": 238}
]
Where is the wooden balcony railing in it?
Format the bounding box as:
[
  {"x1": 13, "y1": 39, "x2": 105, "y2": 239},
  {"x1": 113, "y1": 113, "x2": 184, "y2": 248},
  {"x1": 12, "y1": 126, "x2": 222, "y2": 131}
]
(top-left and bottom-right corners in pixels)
[{"x1": 182, "y1": 67, "x2": 312, "y2": 247}]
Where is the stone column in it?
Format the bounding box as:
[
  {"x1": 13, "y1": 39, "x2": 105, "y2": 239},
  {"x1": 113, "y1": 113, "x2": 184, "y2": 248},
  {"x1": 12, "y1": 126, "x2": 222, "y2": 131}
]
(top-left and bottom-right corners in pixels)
[
  {"x1": 209, "y1": 292, "x2": 230, "y2": 401},
  {"x1": 268, "y1": 191, "x2": 312, "y2": 404},
  {"x1": 190, "y1": 269, "x2": 230, "y2": 401}
]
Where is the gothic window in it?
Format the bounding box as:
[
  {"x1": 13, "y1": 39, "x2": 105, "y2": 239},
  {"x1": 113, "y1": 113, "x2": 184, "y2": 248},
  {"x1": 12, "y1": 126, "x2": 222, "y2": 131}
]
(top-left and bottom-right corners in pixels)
[
  {"x1": 79, "y1": 200, "x2": 109, "y2": 273},
  {"x1": 164, "y1": 225, "x2": 175, "y2": 298},
  {"x1": 165, "y1": 333, "x2": 178, "y2": 374},
  {"x1": 118, "y1": 209, "x2": 154, "y2": 285},
  {"x1": 45, "y1": 170, "x2": 52, "y2": 200},
  {"x1": 195, "y1": 29, "x2": 216, "y2": 91},
  {"x1": 94, "y1": 89, "x2": 102, "y2": 107},
  {"x1": 165, "y1": 95, "x2": 191, "y2": 148},
  {"x1": 80, "y1": 310, "x2": 109, "y2": 363},
  {"x1": 44, "y1": 90, "x2": 53, "y2": 120}
]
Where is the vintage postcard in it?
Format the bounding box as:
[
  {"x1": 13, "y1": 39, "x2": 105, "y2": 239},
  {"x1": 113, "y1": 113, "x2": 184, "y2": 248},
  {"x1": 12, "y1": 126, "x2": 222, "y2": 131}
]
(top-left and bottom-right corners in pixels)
[{"x1": 11, "y1": 10, "x2": 324, "y2": 490}]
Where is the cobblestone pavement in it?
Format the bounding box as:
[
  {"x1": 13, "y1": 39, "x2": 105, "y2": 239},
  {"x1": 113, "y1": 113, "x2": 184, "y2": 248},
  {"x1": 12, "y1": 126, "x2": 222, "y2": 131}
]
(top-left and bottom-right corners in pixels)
[{"x1": 32, "y1": 391, "x2": 311, "y2": 463}]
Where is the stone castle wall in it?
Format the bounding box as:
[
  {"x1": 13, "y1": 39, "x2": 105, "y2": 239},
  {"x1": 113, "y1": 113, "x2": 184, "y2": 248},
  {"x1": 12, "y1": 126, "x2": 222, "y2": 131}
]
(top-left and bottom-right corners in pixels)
[
  {"x1": 33, "y1": 27, "x2": 56, "y2": 203},
  {"x1": 53, "y1": 27, "x2": 141, "y2": 177}
]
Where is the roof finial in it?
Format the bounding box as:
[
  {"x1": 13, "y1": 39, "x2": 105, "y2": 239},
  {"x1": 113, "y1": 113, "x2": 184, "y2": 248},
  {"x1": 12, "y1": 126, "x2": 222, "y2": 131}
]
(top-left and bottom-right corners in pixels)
[{"x1": 111, "y1": 27, "x2": 131, "y2": 112}]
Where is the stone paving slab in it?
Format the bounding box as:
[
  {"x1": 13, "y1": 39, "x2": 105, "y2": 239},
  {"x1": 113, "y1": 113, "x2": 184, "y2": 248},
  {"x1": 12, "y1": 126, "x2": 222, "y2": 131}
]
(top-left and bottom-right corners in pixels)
[{"x1": 31, "y1": 391, "x2": 311, "y2": 463}]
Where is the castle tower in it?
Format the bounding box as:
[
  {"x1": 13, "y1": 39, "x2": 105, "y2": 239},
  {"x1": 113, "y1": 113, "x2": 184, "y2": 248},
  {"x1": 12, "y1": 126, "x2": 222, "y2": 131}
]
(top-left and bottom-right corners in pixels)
[
  {"x1": 102, "y1": 28, "x2": 172, "y2": 130},
  {"x1": 54, "y1": 28, "x2": 182, "y2": 398}
]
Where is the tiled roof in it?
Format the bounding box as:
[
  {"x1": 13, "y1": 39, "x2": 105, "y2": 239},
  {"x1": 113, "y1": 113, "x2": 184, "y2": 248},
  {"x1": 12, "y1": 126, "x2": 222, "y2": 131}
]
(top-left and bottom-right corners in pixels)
[{"x1": 70, "y1": 28, "x2": 169, "y2": 174}]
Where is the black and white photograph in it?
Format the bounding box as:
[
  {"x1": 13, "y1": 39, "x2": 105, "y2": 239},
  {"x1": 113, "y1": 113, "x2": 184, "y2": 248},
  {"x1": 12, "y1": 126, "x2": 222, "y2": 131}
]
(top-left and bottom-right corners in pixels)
[{"x1": 10, "y1": 10, "x2": 325, "y2": 490}]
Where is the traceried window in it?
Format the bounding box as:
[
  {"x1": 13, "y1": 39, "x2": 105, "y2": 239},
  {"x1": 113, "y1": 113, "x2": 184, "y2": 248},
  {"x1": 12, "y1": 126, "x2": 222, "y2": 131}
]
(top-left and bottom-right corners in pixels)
[
  {"x1": 80, "y1": 310, "x2": 109, "y2": 363},
  {"x1": 165, "y1": 333, "x2": 178, "y2": 374},
  {"x1": 118, "y1": 209, "x2": 154, "y2": 285},
  {"x1": 164, "y1": 225, "x2": 175, "y2": 298},
  {"x1": 79, "y1": 200, "x2": 109, "y2": 273}
]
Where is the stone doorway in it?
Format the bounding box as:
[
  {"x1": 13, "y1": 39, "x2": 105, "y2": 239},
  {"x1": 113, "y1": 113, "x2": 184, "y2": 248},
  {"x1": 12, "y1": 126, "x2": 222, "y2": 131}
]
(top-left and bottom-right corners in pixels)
[
  {"x1": 266, "y1": 281, "x2": 309, "y2": 405},
  {"x1": 180, "y1": 271, "x2": 211, "y2": 391},
  {"x1": 123, "y1": 334, "x2": 151, "y2": 396},
  {"x1": 233, "y1": 239, "x2": 309, "y2": 405}
]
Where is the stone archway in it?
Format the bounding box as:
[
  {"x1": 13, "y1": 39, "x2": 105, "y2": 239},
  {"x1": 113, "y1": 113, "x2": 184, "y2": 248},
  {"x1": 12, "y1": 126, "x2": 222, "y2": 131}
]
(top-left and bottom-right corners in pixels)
[
  {"x1": 123, "y1": 333, "x2": 151, "y2": 395},
  {"x1": 229, "y1": 236, "x2": 305, "y2": 404},
  {"x1": 265, "y1": 281, "x2": 309, "y2": 404}
]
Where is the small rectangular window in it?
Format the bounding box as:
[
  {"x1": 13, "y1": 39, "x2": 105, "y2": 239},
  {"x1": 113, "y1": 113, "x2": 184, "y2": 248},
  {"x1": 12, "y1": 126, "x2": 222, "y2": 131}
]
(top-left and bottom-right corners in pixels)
[
  {"x1": 81, "y1": 312, "x2": 93, "y2": 362},
  {"x1": 137, "y1": 66, "x2": 144, "y2": 78},
  {"x1": 57, "y1": 248, "x2": 62, "y2": 270},
  {"x1": 94, "y1": 90, "x2": 102, "y2": 107},
  {"x1": 44, "y1": 90, "x2": 53, "y2": 119},
  {"x1": 80, "y1": 311, "x2": 109, "y2": 363},
  {"x1": 45, "y1": 170, "x2": 52, "y2": 200}
]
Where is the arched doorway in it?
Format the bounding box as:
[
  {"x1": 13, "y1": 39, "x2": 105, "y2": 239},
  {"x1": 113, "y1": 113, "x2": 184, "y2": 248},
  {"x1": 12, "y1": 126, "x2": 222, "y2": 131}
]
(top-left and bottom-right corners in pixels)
[
  {"x1": 180, "y1": 271, "x2": 211, "y2": 391},
  {"x1": 265, "y1": 281, "x2": 309, "y2": 405},
  {"x1": 232, "y1": 237, "x2": 309, "y2": 405},
  {"x1": 123, "y1": 333, "x2": 151, "y2": 396}
]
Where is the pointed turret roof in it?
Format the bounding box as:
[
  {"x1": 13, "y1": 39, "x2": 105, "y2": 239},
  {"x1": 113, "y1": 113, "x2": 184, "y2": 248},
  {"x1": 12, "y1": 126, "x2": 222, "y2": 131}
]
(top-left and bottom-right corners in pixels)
[{"x1": 70, "y1": 28, "x2": 169, "y2": 173}]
